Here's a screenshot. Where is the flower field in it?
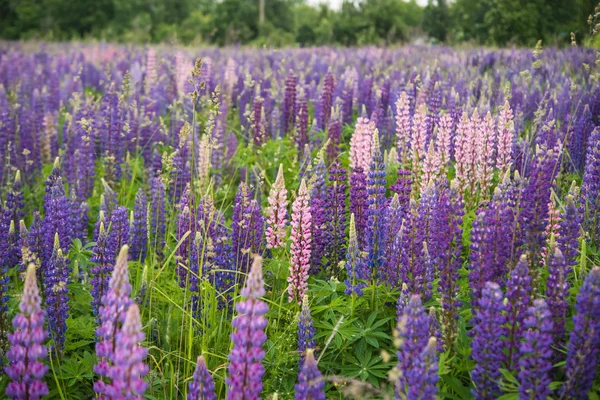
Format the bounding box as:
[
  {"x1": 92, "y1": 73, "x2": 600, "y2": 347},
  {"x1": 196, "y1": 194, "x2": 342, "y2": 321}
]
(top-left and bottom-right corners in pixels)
[{"x1": 0, "y1": 43, "x2": 599, "y2": 399}]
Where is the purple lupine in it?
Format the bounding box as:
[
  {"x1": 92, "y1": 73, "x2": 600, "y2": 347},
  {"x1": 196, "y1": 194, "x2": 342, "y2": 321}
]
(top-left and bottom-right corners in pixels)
[
  {"x1": 188, "y1": 355, "x2": 216, "y2": 400},
  {"x1": 407, "y1": 337, "x2": 438, "y2": 400},
  {"x1": 149, "y1": 176, "x2": 166, "y2": 253},
  {"x1": 395, "y1": 294, "x2": 430, "y2": 398},
  {"x1": 45, "y1": 235, "x2": 70, "y2": 353},
  {"x1": 582, "y1": 127, "x2": 600, "y2": 242},
  {"x1": 344, "y1": 214, "x2": 368, "y2": 296},
  {"x1": 96, "y1": 303, "x2": 148, "y2": 399},
  {"x1": 430, "y1": 187, "x2": 463, "y2": 346},
  {"x1": 0, "y1": 215, "x2": 14, "y2": 363},
  {"x1": 43, "y1": 175, "x2": 71, "y2": 263},
  {"x1": 469, "y1": 195, "x2": 515, "y2": 305},
  {"x1": 226, "y1": 255, "x2": 268, "y2": 400},
  {"x1": 5, "y1": 264, "x2": 48, "y2": 400},
  {"x1": 24, "y1": 213, "x2": 44, "y2": 276},
  {"x1": 389, "y1": 168, "x2": 412, "y2": 214},
  {"x1": 471, "y1": 282, "x2": 506, "y2": 400},
  {"x1": 518, "y1": 299, "x2": 553, "y2": 400},
  {"x1": 108, "y1": 206, "x2": 129, "y2": 260},
  {"x1": 94, "y1": 246, "x2": 134, "y2": 394},
  {"x1": 366, "y1": 132, "x2": 387, "y2": 282},
  {"x1": 380, "y1": 194, "x2": 403, "y2": 288},
  {"x1": 504, "y1": 254, "x2": 533, "y2": 372},
  {"x1": 176, "y1": 203, "x2": 195, "y2": 288},
  {"x1": 129, "y1": 189, "x2": 148, "y2": 262},
  {"x1": 349, "y1": 167, "x2": 368, "y2": 248},
  {"x1": 559, "y1": 266, "x2": 600, "y2": 400},
  {"x1": 298, "y1": 295, "x2": 316, "y2": 367},
  {"x1": 295, "y1": 95, "x2": 309, "y2": 154},
  {"x1": 318, "y1": 73, "x2": 334, "y2": 131},
  {"x1": 232, "y1": 182, "x2": 264, "y2": 282},
  {"x1": 324, "y1": 161, "x2": 347, "y2": 272},
  {"x1": 427, "y1": 307, "x2": 444, "y2": 353},
  {"x1": 545, "y1": 246, "x2": 570, "y2": 347},
  {"x1": 295, "y1": 349, "x2": 325, "y2": 400},
  {"x1": 557, "y1": 189, "x2": 582, "y2": 270},
  {"x1": 326, "y1": 119, "x2": 342, "y2": 163},
  {"x1": 5, "y1": 171, "x2": 25, "y2": 231},
  {"x1": 310, "y1": 157, "x2": 327, "y2": 273},
  {"x1": 283, "y1": 73, "x2": 297, "y2": 134},
  {"x1": 90, "y1": 221, "x2": 115, "y2": 317}
]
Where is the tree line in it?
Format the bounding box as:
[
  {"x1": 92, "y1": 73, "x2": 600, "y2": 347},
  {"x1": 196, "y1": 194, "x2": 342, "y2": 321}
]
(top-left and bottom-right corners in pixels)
[{"x1": 0, "y1": 0, "x2": 595, "y2": 47}]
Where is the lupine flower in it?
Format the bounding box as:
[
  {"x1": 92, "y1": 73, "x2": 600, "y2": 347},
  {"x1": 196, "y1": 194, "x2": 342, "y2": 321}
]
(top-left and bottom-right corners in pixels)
[
  {"x1": 427, "y1": 307, "x2": 444, "y2": 353},
  {"x1": 395, "y1": 294, "x2": 430, "y2": 398},
  {"x1": 437, "y1": 113, "x2": 452, "y2": 166},
  {"x1": 318, "y1": 73, "x2": 334, "y2": 131},
  {"x1": 266, "y1": 164, "x2": 288, "y2": 249},
  {"x1": 518, "y1": 299, "x2": 553, "y2": 400},
  {"x1": 0, "y1": 214, "x2": 12, "y2": 362},
  {"x1": 560, "y1": 266, "x2": 600, "y2": 399},
  {"x1": 475, "y1": 111, "x2": 496, "y2": 197},
  {"x1": 295, "y1": 349, "x2": 324, "y2": 400},
  {"x1": 395, "y1": 91, "x2": 411, "y2": 163},
  {"x1": 149, "y1": 176, "x2": 166, "y2": 253},
  {"x1": 289, "y1": 179, "x2": 312, "y2": 304},
  {"x1": 5, "y1": 171, "x2": 25, "y2": 231},
  {"x1": 349, "y1": 167, "x2": 368, "y2": 247},
  {"x1": 407, "y1": 337, "x2": 438, "y2": 400},
  {"x1": 309, "y1": 155, "x2": 327, "y2": 272},
  {"x1": 349, "y1": 117, "x2": 374, "y2": 172},
  {"x1": 90, "y1": 222, "x2": 115, "y2": 317},
  {"x1": 45, "y1": 235, "x2": 70, "y2": 353},
  {"x1": 545, "y1": 245, "x2": 570, "y2": 348},
  {"x1": 496, "y1": 100, "x2": 515, "y2": 174},
  {"x1": 129, "y1": 189, "x2": 148, "y2": 262},
  {"x1": 227, "y1": 255, "x2": 268, "y2": 400},
  {"x1": 295, "y1": 93, "x2": 309, "y2": 153},
  {"x1": 541, "y1": 194, "x2": 560, "y2": 265},
  {"x1": 5, "y1": 264, "x2": 48, "y2": 400},
  {"x1": 324, "y1": 161, "x2": 347, "y2": 271},
  {"x1": 43, "y1": 175, "x2": 71, "y2": 263},
  {"x1": 454, "y1": 111, "x2": 476, "y2": 196},
  {"x1": 390, "y1": 169, "x2": 412, "y2": 215},
  {"x1": 504, "y1": 254, "x2": 533, "y2": 372},
  {"x1": 283, "y1": 73, "x2": 297, "y2": 134},
  {"x1": 557, "y1": 187, "x2": 582, "y2": 269},
  {"x1": 188, "y1": 355, "x2": 216, "y2": 400},
  {"x1": 410, "y1": 103, "x2": 428, "y2": 170},
  {"x1": 298, "y1": 295, "x2": 316, "y2": 367},
  {"x1": 96, "y1": 303, "x2": 148, "y2": 399},
  {"x1": 582, "y1": 127, "x2": 600, "y2": 241},
  {"x1": 94, "y1": 246, "x2": 135, "y2": 395},
  {"x1": 232, "y1": 182, "x2": 264, "y2": 280},
  {"x1": 366, "y1": 131, "x2": 387, "y2": 282},
  {"x1": 420, "y1": 140, "x2": 442, "y2": 190},
  {"x1": 108, "y1": 206, "x2": 129, "y2": 260},
  {"x1": 344, "y1": 213, "x2": 368, "y2": 296},
  {"x1": 326, "y1": 118, "x2": 342, "y2": 163},
  {"x1": 471, "y1": 282, "x2": 506, "y2": 400},
  {"x1": 379, "y1": 194, "x2": 403, "y2": 287}
]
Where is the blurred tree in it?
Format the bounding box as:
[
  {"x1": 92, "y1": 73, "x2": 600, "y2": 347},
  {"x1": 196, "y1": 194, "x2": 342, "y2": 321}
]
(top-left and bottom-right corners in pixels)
[{"x1": 422, "y1": 0, "x2": 450, "y2": 42}]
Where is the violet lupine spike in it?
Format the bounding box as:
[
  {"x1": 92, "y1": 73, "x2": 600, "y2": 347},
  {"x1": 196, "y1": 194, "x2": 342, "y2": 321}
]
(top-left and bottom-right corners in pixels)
[
  {"x1": 295, "y1": 349, "x2": 325, "y2": 400},
  {"x1": 0, "y1": 215, "x2": 13, "y2": 362},
  {"x1": 471, "y1": 282, "x2": 506, "y2": 400},
  {"x1": 349, "y1": 117, "x2": 374, "y2": 173},
  {"x1": 496, "y1": 100, "x2": 515, "y2": 175},
  {"x1": 395, "y1": 294, "x2": 430, "y2": 398},
  {"x1": 94, "y1": 246, "x2": 134, "y2": 394},
  {"x1": 395, "y1": 91, "x2": 412, "y2": 164},
  {"x1": 5, "y1": 171, "x2": 25, "y2": 231},
  {"x1": 379, "y1": 194, "x2": 403, "y2": 287},
  {"x1": 349, "y1": 167, "x2": 368, "y2": 248},
  {"x1": 149, "y1": 176, "x2": 166, "y2": 253},
  {"x1": 310, "y1": 156, "x2": 327, "y2": 273},
  {"x1": 295, "y1": 94, "x2": 309, "y2": 154},
  {"x1": 475, "y1": 111, "x2": 495, "y2": 197},
  {"x1": 427, "y1": 307, "x2": 444, "y2": 353},
  {"x1": 289, "y1": 179, "x2": 312, "y2": 304},
  {"x1": 232, "y1": 182, "x2": 264, "y2": 280},
  {"x1": 283, "y1": 73, "x2": 297, "y2": 134},
  {"x1": 45, "y1": 235, "x2": 70, "y2": 353},
  {"x1": 326, "y1": 119, "x2": 342, "y2": 163},
  {"x1": 545, "y1": 244, "x2": 570, "y2": 347},
  {"x1": 298, "y1": 295, "x2": 316, "y2": 367},
  {"x1": 129, "y1": 189, "x2": 148, "y2": 263},
  {"x1": 266, "y1": 164, "x2": 288, "y2": 249},
  {"x1": 90, "y1": 222, "x2": 116, "y2": 317},
  {"x1": 518, "y1": 299, "x2": 553, "y2": 400},
  {"x1": 344, "y1": 214, "x2": 368, "y2": 296},
  {"x1": 557, "y1": 188, "x2": 582, "y2": 269},
  {"x1": 43, "y1": 176, "x2": 71, "y2": 263},
  {"x1": 5, "y1": 264, "x2": 49, "y2": 400},
  {"x1": 390, "y1": 169, "x2": 412, "y2": 215},
  {"x1": 366, "y1": 131, "x2": 387, "y2": 282},
  {"x1": 436, "y1": 113, "x2": 452, "y2": 166},
  {"x1": 407, "y1": 337, "x2": 439, "y2": 400},
  {"x1": 318, "y1": 73, "x2": 334, "y2": 131},
  {"x1": 226, "y1": 255, "x2": 268, "y2": 400},
  {"x1": 176, "y1": 205, "x2": 194, "y2": 288},
  {"x1": 108, "y1": 206, "x2": 129, "y2": 260},
  {"x1": 188, "y1": 355, "x2": 216, "y2": 400},
  {"x1": 504, "y1": 254, "x2": 533, "y2": 372},
  {"x1": 582, "y1": 127, "x2": 600, "y2": 242},
  {"x1": 96, "y1": 303, "x2": 148, "y2": 399},
  {"x1": 324, "y1": 161, "x2": 347, "y2": 273},
  {"x1": 559, "y1": 266, "x2": 600, "y2": 400}
]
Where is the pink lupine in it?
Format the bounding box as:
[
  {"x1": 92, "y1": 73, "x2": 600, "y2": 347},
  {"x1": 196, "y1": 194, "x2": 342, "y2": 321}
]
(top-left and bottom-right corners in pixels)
[
  {"x1": 145, "y1": 48, "x2": 157, "y2": 93},
  {"x1": 288, "y1": 179, "x2": 312, "y2": 304},
  {"x1": 395, "y1": 92, "x2": 412, "y2": 163},
  {"x1": 350, "y1": 117, "x2": 374, "y2": 172},
  {"x1": 437, "y1": 113, "x2": 453, "y2": 166},
  {"x1": 421, "y1": 141, "x2": 442, "y2": 191},
  {"x1": 266, "y1": 164, "x2": 288, "y2": 249},
  {"x1": 175, "y1": 51, "x2": 189, "y2": 98},
  {"x1": 453, "y1": 112, "x2": 475, "y2": 194},
  {"x1": 476, "y1": 111, "x2": 496, "y2": 197},
  {"x1": 541, "y1": 194, "x2": 561, "y2": 265},
  {"x1": 496, "y1": 100, "x2": 515, "y2": 174},
  {"x1": 410, "y1": 103, "x2": 428, "y2": 168}
]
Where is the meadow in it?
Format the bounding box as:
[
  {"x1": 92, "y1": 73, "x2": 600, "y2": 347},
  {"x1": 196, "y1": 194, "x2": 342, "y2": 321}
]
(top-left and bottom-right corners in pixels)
[{"x1": 0, "y1": 42, "x2": 599, "y2": 399}]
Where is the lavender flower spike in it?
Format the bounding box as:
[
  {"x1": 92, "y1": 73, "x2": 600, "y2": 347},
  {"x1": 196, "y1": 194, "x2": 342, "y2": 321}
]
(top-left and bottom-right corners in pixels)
[
  {"x1": 295, "y1": 349, "x2": 325, "y2": 400},
  {"x1": 188, "y1": 355, "x2": 216, "y2": 400},
  {"x1": 5, "y1": 264, "x2": 49, "y2": 400},
  {"x1": 289, "y1": 179, "x2": 312, "y2": 304},
  {"x1": 227, "y1": 255, "x2": 269, "y2": 400},
  {"x1": 298, "y1": 294, "x2": 316, "y2": 367}
]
